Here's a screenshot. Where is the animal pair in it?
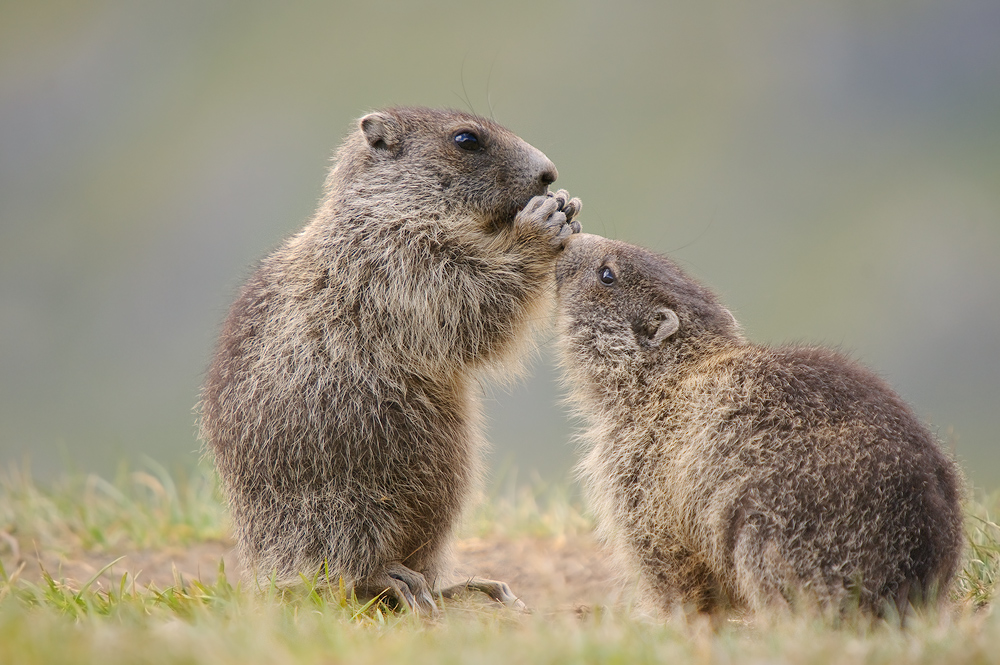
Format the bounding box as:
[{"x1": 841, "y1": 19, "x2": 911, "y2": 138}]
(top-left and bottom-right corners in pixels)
[{"x1": 201, "y1": 107, "x2": 963, "y2": 617}]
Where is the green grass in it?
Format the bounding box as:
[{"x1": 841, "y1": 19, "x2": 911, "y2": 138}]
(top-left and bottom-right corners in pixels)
[
  {"x1": 1, "y1": 462, "x2": 999, "y2": 665},
  {"x1": 0, "y1": 459, "x2": 226, "y2": 554}
]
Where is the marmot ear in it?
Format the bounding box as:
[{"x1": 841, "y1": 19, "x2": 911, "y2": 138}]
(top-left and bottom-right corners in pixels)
[
  {"x1": 360, "y1": 112, "x2": 403, "y2": 152},
  {"x1": 650, "y1": 308, "x2": 680, "y2": 345}
]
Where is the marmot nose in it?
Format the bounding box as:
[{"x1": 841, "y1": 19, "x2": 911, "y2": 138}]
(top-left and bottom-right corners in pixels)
[
  {"x1": 529, "y1": 148, "x2": 558, "y2": 187},
  {"x1": 539, "y1": 163, "x2": 558, "y2": 187}
]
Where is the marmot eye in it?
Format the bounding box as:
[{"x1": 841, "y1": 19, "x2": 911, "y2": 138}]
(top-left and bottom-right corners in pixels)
[
  {"x1": 454, "y1": 131, "x2": 481, "y2": 152},
  {"x1": 598, "y1": 266, "x2": 616, "y2": 286}
]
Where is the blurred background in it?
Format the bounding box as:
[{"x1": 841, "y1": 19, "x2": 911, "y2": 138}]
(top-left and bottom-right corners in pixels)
[{"x1": 1, "y1": 1, "x2": 998, "y2": 488}]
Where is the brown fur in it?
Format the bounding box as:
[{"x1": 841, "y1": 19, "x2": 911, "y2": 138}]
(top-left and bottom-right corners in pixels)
[
  {"x1": 199, "y1": 107, "x2": 580, "y2": 610},
  {"x1": 554, "y1": 234, "x2": 964, "y2": 616}
]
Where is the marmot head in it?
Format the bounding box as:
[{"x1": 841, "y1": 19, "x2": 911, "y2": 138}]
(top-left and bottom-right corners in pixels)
[
  {"x1": 329, "y1": 107, "x2": 558, "y2": 229},
  {"x1": 555, "y1": 234, "x2": 742, "y2": 372}
]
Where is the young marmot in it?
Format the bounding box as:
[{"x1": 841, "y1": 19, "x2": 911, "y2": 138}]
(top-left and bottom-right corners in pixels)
[
  {"x1": 199, "y1": 107, "x2": 581, "y2": 612},
  {"x1": 554, "y1": 233, "x2": 963, "y2": 616}
]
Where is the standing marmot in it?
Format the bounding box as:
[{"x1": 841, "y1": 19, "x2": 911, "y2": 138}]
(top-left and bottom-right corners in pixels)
[
  {"x1": 554, "y1": 234, "x2": 963, "y2": 616},
  {"x1": 199, "y1": 107, "x2": 581, "y2": 612}
]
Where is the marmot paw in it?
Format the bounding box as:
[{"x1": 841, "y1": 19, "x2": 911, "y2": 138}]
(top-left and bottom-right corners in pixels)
[
  {"x1": 367, "y1": 562, "x2": 439, "y2": 615},
  {"x1": 516, "y1": 190, "x2": 583, "y2": 250}
]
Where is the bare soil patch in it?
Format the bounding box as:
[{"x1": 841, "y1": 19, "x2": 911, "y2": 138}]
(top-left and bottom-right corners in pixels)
[{"x1": 5, "y1": 533, "x2": 622, "y2": 611}]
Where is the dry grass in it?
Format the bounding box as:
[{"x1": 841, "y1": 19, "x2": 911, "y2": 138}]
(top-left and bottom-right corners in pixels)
[{"x1": 1, "y1": 461, "x2": 998, "y2": 665}]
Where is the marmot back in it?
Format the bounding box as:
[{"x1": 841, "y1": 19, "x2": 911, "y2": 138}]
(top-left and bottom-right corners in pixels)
[
  {"x1": 554, "y1": 233, "x2": 964, "y2": 616},
  {"x1": 199, "y1": 107, "x2": 581, "y2": 612}
]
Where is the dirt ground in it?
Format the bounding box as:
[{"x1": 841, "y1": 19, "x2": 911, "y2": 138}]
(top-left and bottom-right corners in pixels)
[{"x1": 5, "y1": 532, "x2": 624, "y2": 612}]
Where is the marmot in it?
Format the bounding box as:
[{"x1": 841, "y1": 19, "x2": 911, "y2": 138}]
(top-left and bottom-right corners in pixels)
[
  {"x1": 199, "y1": 107, "x2": 581, "y2": 613},
  {"x1": 554, "y1": 234, "x2": 964, "y2": 616}
]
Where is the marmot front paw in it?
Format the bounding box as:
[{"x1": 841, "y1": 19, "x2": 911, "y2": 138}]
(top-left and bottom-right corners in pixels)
[{"x1": 516, "y1": 189, "x2": 582, "y2": 250}]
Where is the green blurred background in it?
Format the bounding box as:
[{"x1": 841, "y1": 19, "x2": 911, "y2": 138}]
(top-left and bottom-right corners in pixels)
[{"x1": 1, "y1": 1, "x2": 998, "y2": 487}]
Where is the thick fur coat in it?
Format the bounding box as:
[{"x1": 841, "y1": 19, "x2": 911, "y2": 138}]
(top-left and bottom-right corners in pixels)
[
  {"x1": 555, "y1": 234, "x2": 963, "y2": 616},
  {"x1": 200, "y1": 107, "x2": 580, "y2": 608}
]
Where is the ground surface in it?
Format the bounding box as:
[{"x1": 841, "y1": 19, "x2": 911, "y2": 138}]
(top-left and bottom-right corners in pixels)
[
  {"x1": 10, "y1": 532, "x2": 622, "y2": 612},
  {"x1": 2, "y1": 467, "x2": 999, "y2": 665}
]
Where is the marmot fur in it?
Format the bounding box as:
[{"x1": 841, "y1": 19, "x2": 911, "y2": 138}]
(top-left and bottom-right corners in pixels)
[
  {"x1": 199, "y1": 107, "x2": 581, "y2": 612},
  {"x1": 554, "y1": 233, "x2": 963, "y2": 616}
]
